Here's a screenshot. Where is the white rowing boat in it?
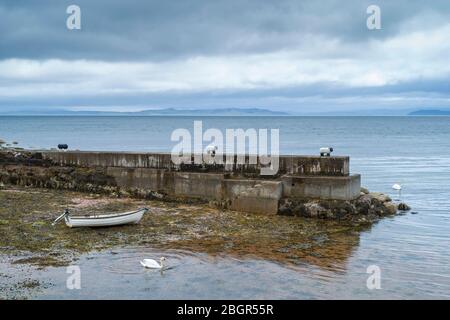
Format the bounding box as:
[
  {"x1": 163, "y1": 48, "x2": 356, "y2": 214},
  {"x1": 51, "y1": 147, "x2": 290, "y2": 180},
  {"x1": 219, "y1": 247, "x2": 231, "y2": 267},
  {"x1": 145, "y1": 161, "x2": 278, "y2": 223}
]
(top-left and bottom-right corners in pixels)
[{"x1": 52, "y1": 207, "x2": 148, "y2": 228}]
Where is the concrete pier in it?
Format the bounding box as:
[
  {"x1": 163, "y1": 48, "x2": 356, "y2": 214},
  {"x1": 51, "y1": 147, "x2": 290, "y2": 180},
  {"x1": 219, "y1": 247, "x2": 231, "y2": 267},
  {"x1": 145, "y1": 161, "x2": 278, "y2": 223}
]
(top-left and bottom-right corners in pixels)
[
  {"x1": 35, "y1": 151, "x2": 361, "y2": 214},
  {"x1": 41, "y1": 151, "x2": 350, "y2": 176}
]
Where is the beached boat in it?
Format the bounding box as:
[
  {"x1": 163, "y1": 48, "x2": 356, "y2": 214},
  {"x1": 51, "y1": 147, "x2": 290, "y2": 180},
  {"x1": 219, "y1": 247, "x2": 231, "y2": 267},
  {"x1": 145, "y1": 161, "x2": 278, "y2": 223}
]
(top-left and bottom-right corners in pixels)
[{"x1": 52, "y1": 208, "x2": 148, "y2": 228}]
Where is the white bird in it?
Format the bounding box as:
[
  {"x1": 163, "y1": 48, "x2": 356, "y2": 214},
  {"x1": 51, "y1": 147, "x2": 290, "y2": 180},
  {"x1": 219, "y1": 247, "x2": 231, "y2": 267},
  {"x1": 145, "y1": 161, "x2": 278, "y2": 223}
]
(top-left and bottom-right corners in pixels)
[
  {"x1": 392, "y1": 183, "x2": 401, "y2": 191},
  {"x1": 392, "y1": 183, "x2": 402, "y2": 199},
  {"x1": 206, "y1": 144, "x2": 218, "y2": 155},
  {"x1": 140, "y1": 257, "x2": 166, "y2": 269}
]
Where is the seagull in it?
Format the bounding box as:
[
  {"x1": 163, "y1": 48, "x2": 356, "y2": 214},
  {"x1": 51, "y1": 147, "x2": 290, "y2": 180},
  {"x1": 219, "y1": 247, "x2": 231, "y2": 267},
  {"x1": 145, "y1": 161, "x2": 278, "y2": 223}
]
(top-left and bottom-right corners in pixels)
[
  {"x1": 392, "y1": 183, "x2": 402, "y2": 199},
  {"x1": 140, "y1": 257, "x2": 166, "y2": 269}
]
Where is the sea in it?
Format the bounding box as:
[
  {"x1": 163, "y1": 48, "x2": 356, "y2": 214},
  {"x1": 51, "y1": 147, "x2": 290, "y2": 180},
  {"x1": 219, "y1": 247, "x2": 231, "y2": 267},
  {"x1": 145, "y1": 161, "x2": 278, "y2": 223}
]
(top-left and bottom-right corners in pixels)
[{"x1": 0, "y1": 116, "x2": 449, "y2": 299}]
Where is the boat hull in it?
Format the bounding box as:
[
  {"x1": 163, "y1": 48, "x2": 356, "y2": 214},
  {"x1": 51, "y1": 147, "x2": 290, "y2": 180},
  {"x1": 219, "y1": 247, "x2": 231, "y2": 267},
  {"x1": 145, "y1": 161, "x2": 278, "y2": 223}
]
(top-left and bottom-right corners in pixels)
[{"x1": 64, "y1": 208, "x2": 147, "y2": 228}]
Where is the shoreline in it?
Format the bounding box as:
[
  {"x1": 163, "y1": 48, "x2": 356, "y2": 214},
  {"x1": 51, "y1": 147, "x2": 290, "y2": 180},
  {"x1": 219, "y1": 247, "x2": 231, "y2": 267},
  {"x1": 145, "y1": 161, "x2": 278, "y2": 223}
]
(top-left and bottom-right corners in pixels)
[
  {"x1": 0, "y1": 148, "x2": 412, "y2": 298},
  {"x1": 0, "y1": 185, "x2": 373, "y2": 267},
  {"x1": 0, "y1": 184, "x2": 416, "y2": 299},
  {"x1": 0, "y1": 184, "x2": 381, "y2": 299},
  {"x1": 0, "y1": 149, "x2": 409, "y2": 219}
]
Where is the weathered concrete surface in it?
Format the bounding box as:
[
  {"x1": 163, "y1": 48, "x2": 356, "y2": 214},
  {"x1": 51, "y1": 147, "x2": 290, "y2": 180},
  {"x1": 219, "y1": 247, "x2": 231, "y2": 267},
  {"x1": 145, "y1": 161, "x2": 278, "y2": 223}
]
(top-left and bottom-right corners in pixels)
[
  {"x1": 102, "y1": 165, "x2": 360, "y2": 213},
  {"x1": 43, "y1": 151, "x2": 175, "y2": 170},
  {"x1": 282, "y1": 175, "x2": 361, "y2": 201},
  {"x1": 106, "y1": 167, "x2": 170, "y2": 192},
  {"x1": 174, "y1": 172, "x2": 225, "y2": 199},
  {"x1": 1, "y1": 150, "x2": 361, "y2": 215},
  {"x1": 224, "y1": 180, "x2": 283, "y2": 214},
  {"x1": 40, "y1": 151, "x2": 350, "y2": 176}
]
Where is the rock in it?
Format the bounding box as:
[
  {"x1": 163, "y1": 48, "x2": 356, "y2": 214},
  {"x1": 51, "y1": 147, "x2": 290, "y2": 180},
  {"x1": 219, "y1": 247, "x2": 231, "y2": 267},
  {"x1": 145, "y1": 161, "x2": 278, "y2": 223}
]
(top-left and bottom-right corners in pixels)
[
  {"x1": 292, "y1": 203, "x2": 307, "y2": 217},
  {"x1": 304, "y1": 202, "x2": 327, "y2": 218},
  {"x1": 360, "y1": 187, "x2": 369, "y2": 194},
  {"x1": 278, "y1": 204, "x2": 292, "y2": 216},
  {"x1": 398, "y1": 203, "x2": 411, "y2": 211},
  {"x1": 384, "y1": 202, "x2": 397, "y2": 215},
  {"x1": 354, "y1": 196, "x2": 371, "y2": 215},
  {"x1": 369, "y1": 192, "x2": 392, "y2": 203},
  {"x1": 277, "y1": 193, "x2": 409, "y2": 221},
  {"x1": 151, "y1": 191, "x2": 164, "y2": 199}
]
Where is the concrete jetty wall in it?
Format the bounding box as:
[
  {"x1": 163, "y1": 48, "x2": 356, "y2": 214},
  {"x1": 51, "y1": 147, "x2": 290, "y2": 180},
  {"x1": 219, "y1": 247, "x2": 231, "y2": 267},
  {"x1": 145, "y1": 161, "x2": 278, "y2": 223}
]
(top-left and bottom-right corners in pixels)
[
  {"x1": 41, "y1": 151, "x2": 350, "y2": 176},
  {"x1": 34, "y1": 151, "x2": 360, "y2": 214}
]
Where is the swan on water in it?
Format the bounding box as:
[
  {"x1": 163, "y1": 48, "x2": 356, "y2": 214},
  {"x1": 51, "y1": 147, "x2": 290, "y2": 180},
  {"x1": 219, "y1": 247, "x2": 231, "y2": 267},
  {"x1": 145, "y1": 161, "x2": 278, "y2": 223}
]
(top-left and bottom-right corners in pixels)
[
  {"x1": 392, "y1": 183, "x2": 402, "y2": 199},
  {"x1": 140, "y1": 257, "x2": 166, "y2": 269}
]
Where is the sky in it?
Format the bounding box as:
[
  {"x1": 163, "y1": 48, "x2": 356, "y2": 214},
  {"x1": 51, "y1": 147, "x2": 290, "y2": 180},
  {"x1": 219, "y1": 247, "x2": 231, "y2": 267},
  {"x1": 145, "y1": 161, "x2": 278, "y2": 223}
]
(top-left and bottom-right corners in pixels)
[{"x1": 0, "y1": 0, "x2": 449, "y2": 114}]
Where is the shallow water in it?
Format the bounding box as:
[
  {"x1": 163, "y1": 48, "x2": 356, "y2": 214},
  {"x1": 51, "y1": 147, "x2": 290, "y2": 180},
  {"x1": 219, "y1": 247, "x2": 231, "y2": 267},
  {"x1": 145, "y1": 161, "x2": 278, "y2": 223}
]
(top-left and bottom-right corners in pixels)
[
  {"x1": 2, "y1": 242, "x2": 448, "y2": 299},
  {"x1": 1, "y1": 116, "x2": 450, "y2": 299}
]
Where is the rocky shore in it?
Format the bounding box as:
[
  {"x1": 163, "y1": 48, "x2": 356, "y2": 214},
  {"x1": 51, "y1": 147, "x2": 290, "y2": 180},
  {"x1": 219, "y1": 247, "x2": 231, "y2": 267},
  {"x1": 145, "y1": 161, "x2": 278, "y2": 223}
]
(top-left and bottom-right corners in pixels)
[
  {"x1": 0, "y1": 150, "x2": 161, "y2": 199},
  {"x1": 279, "y1": 188, "x2": 410, "y2": 222},
  {"x1": 0, "y1": 149, "x2": 410, "y2": 221}
]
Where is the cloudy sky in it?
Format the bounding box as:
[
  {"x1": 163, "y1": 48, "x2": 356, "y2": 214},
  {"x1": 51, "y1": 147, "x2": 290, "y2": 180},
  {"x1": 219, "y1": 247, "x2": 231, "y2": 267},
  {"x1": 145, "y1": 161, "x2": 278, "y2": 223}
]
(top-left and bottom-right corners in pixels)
[{"x1": 1, "y1": 0, "x2": 449, "y2": 114}]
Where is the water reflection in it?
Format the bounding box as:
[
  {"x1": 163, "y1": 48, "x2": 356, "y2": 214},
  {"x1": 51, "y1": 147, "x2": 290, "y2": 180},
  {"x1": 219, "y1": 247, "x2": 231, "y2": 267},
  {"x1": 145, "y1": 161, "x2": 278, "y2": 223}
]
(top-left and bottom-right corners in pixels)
[{"x1": 146, "y1": 207, "x2": 374, "y2": 273}]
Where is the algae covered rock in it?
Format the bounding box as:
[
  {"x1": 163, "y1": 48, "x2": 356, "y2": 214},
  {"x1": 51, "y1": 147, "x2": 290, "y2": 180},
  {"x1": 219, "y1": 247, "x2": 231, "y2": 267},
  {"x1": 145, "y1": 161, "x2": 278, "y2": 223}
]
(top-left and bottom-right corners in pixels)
[
  {"x1": 384, "y1": 202, "x2": 398, "y2": 215},
  {"x1": 278, "y1": 203, "x2": 292, "y2": 216},
  {"x1": 304, "y1": 202, "x2": 327, "y2": 218},
  {"x1": 278, "y1": 187, "x2": 406, "y2": 222},
  {"x1": 397, "y1": 202, "x2": 411, "y2": 211},
  {"x1": 369, "y1": 192, "x2": 392, "y2": 203}
]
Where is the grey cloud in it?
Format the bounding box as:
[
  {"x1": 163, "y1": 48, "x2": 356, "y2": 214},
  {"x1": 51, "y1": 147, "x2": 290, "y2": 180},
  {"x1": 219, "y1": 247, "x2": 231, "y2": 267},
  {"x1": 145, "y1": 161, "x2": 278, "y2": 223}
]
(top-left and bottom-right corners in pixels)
[
  {"x1": 1, "y1": 0, "x2": 450, "y2": 61},
  {"x1": 1, "y1": 0, "x2": 450, "y2": 113},
  {"x1": 1, "y1": 75, "x2": 449, "y2": 113}
]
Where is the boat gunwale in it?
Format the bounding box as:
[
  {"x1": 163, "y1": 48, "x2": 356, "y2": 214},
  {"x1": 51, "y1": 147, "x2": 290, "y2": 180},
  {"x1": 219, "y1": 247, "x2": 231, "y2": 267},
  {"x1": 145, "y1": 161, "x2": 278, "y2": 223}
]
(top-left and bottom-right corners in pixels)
[{"x1": 68, "y1": 208, "x2": 147, "y2": 220}]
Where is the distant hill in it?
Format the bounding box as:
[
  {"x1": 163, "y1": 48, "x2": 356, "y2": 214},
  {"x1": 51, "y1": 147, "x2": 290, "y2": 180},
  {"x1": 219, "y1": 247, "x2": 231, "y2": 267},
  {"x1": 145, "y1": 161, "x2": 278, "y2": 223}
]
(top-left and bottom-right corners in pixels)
[
  {"x1": 0, "y1": 107, "x2": 289, "y2": 116},
  {"x1": 136, "y1": 108, "x2": 288, "y2": 116},
  {"x1": 409, "y1": 109, "x2": 450, "y2": 116}
]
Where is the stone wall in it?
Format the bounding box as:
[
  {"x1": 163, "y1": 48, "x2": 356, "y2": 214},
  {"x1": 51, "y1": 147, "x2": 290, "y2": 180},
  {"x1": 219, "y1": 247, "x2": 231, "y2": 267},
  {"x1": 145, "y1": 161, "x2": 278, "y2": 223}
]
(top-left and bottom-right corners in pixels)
[{"x1": 0, "y1": 150, "x2": 361, "y2": 215}]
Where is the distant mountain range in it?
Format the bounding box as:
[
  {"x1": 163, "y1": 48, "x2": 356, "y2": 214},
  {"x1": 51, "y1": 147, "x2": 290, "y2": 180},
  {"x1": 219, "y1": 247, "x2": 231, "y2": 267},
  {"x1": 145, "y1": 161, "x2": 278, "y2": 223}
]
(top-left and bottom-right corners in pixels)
[
  {"x1": 2, "y1": 107, "x2": 450, "y2": 116},
  {"x1": 0, "y1": 107, "x2": 289, "y2": 116},
  {"x1": 408, "y1": 109, "x2": 450, "y2": 116}
]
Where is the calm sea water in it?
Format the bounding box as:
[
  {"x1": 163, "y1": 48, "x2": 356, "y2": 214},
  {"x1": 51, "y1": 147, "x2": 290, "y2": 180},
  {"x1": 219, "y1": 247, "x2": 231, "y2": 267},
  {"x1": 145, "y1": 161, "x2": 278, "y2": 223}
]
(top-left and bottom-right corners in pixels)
[{"x1": 1, "y1": 116, "x2": 450, "y2": 299}]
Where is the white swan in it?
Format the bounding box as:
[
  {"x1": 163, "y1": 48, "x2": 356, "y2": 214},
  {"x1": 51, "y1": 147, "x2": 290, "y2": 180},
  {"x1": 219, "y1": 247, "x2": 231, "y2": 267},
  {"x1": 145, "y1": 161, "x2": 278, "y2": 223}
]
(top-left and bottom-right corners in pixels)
[
  {"x1": 392, "y1": 183, "x2": 402, "y2": 191},
  {"x1": 392, "y1": 183, "x2": 402, "y2": 199},
  {"x1": 140, "y1": 257, "x2": 166, "y2": 269}
]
